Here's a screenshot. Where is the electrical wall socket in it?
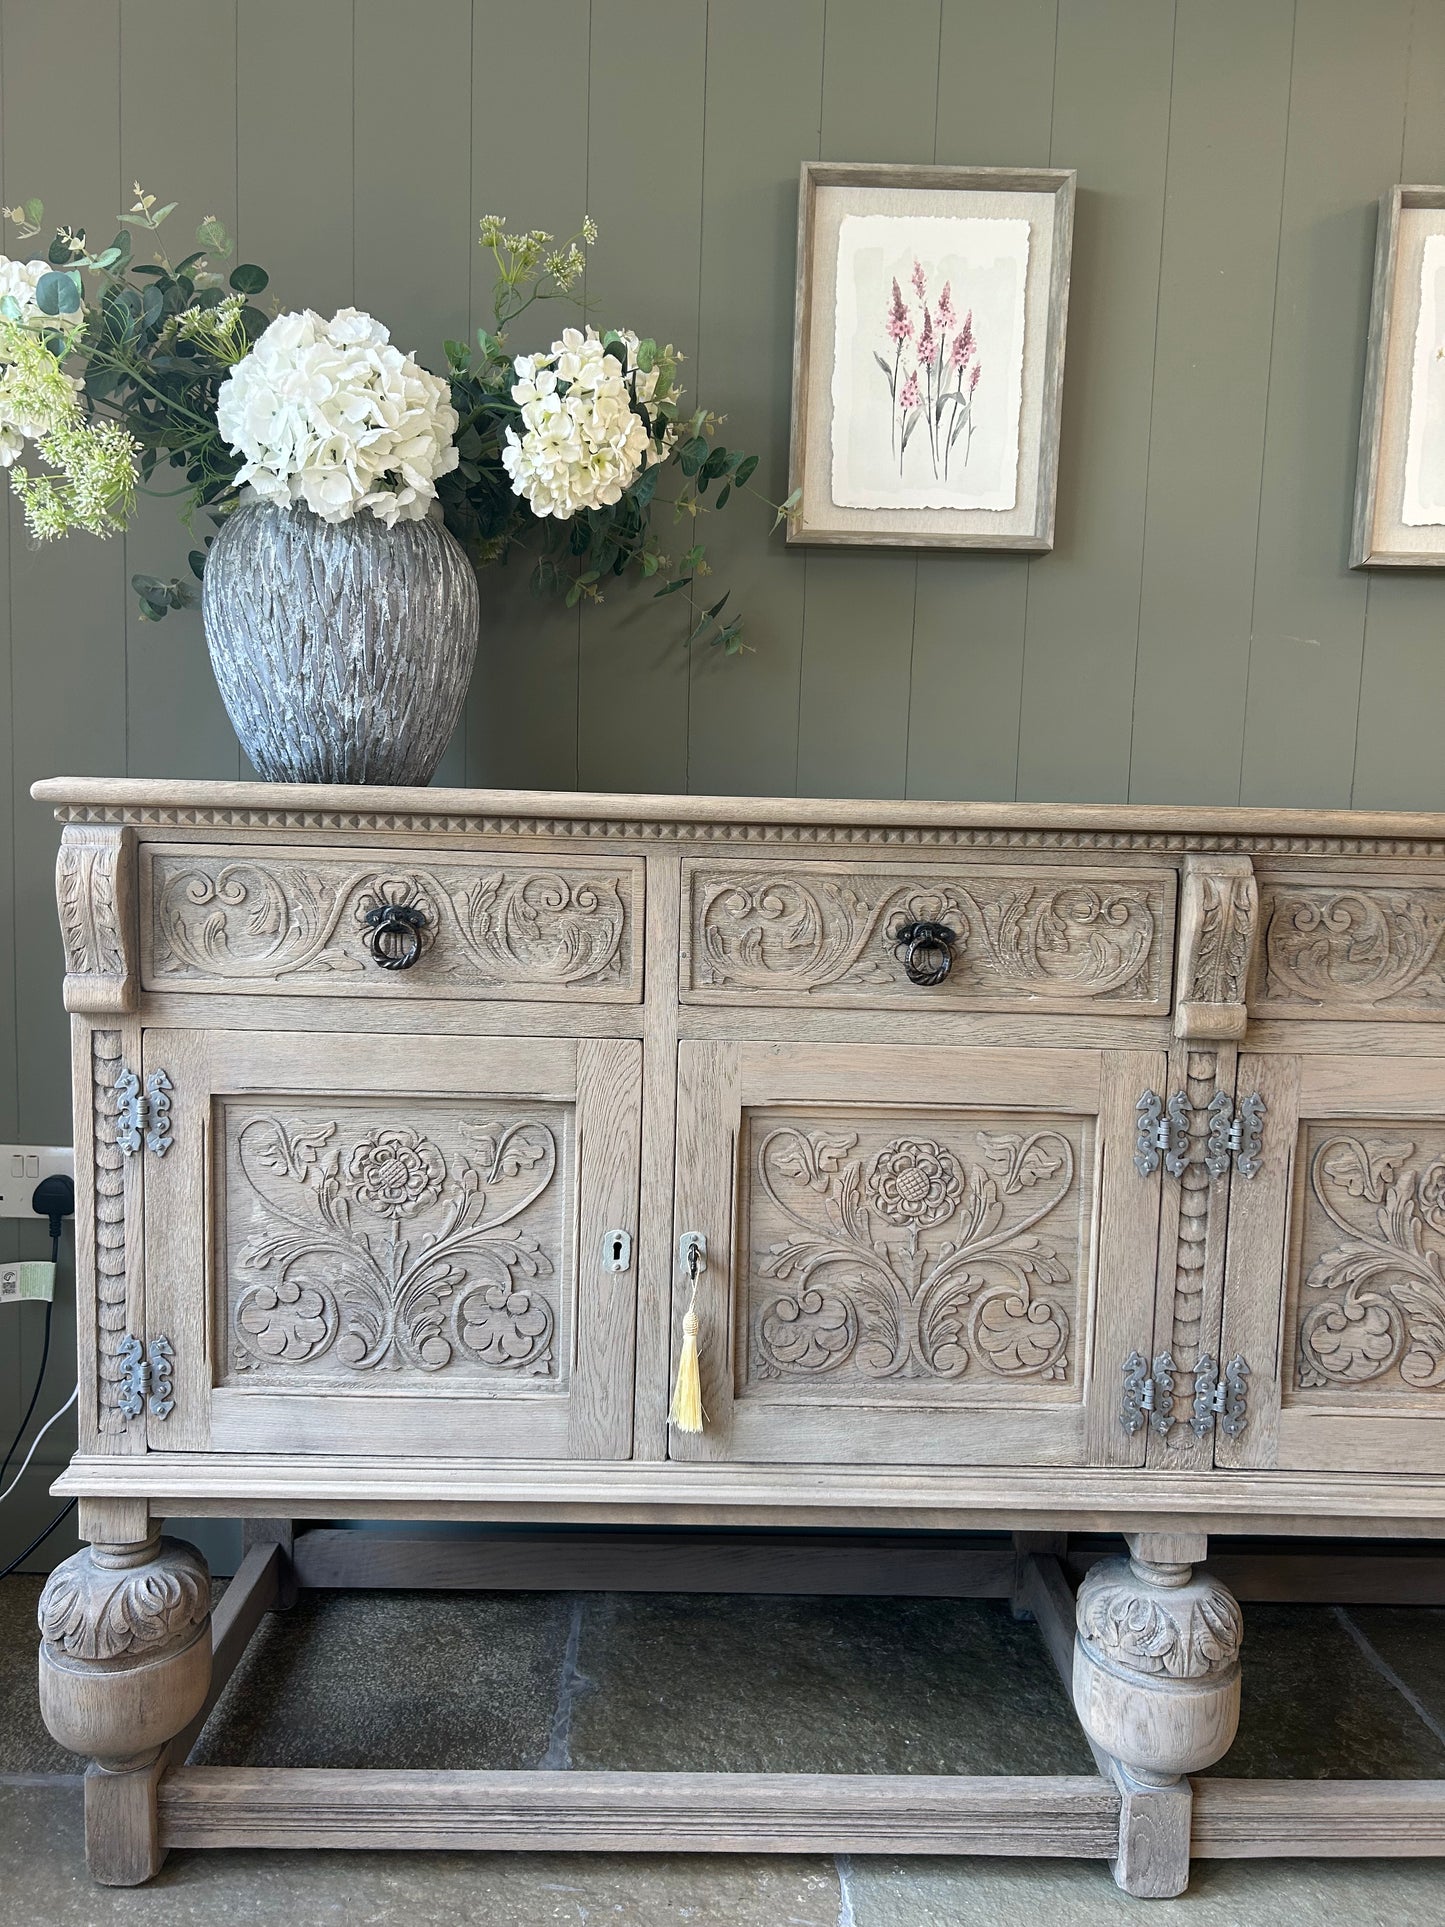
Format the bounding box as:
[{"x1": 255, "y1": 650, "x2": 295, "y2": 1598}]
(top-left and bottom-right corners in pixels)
[{"x1": 0, "y1": 1145, "x2": 74, "y2": 1219}]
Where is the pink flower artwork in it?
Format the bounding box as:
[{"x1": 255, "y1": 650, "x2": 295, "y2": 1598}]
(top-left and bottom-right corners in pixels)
[{"x1": 875, "y1": 266, "x2": 983, "y2": 480}]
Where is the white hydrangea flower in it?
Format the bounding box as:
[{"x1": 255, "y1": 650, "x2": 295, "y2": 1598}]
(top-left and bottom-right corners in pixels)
[
  {"x1": 502, "y1": 326, "x2": 676, "y2": 520},
  {"x1": 0, "y1": 254, "x2": 56, "y2": 466},
  {"x1": 215, "y1": 306, "x2": 460, "y2": 525}
]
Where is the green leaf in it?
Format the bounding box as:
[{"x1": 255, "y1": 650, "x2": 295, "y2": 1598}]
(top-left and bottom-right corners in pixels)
[
  {"x1": 229, "y1": 262, "x2": 268, "y2": 295},
  {"x1": 715, "y1": 484, "x2": 731, "y2": 511},
  {"x1": 151, "y1": 202, "x2": 178, "y2": 225},
  {"x1": 653, "y1": 574, "x2": 694, "y2": 599},
  {"x1": 715, "y1": 616, "x2": 744, "y2": 652},
  {"x1": 22, "y1": 198, "x2": 43, "y2": 229},
  {"x1": 476, "y1": 327, "x2": 505, "y2": 361},
  {"x1": 634, "y1": 337, "x2": 657, "y2": 372},
  {"x1": 196, "y1": 214, "x2": 232, "y2": 257},
  {"x1": 91, "y1": 246, "x2": 122, "y2": 271},
  {"x1": 682, "y1": 544, "x2": 705, "y2": 570},
  {"x1": 0, "y1": 295, "x2": 19, "y2": 322},
  {"x1": 629, "y1": 464, "x2": 661, "y2": 510},
  {"x1": 771, "y1": 485, "x2": 802, "y2": 533},
  {"x1": 701, "y1": 446, "x2": 730, "y2": 480},
  {"x1": 188, "y1": 549, "x2": 208, "y2": 581},
  {"x1": 678, "y1": 435, "x2": 708, "y2": 477},
  {"x1": 704, "y1": 592, "x2": 730, "y2": 621},
  {"x1": 733, "y1": 453, "x2": 758, "y2": 489},
  {"x1": 35, "y1": 270, "x2": 80, "y2": 316},
  {"x1": 46, "y1": 231, "x2": 73, "y2": 266}
]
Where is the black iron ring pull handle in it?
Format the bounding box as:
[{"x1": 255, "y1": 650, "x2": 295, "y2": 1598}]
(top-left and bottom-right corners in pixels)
[
  {"x1": 891, "y1": 919, "x2": 958, "y2": 987},
  {"x1": 364, "y1": 903, "x2": 427, "y2": 970}
]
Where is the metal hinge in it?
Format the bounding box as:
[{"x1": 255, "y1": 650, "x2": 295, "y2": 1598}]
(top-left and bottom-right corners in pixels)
[
  {"x1": 1123, "y1": 1350, "x2": 1250, "y2": 1441},
  {"x1": 1204, "y1": 1091, "x2": 1266, "y2": 1178},
  {"x1": 115, "y1": 1066, "x2": 173, "y2": 1159},
  {"x1": 116, "y1": 1332, "x2": 175, "y2": 1421},
  {"x1": 1134, "y1": 1091, "x2": 1192, "y2": 1178},
  {"x1": 1121, "y1": 1350, "x2": 1181, "y2": 1435},
  {"x1": 1191, "y1": 1353, "x2": 1250, "y2": 1438}
]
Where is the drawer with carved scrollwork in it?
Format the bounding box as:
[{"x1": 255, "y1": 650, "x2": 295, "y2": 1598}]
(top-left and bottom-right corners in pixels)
[
  {"x1": 138, "y1": 844, "x2": 644, "y2": 1002},
  {"x1": 1249, "y1": 870, "x2": 1445, "y2": 1020},
  {"x1": 680, "y1": 859, "x2": 1176, "y2": 1014}
]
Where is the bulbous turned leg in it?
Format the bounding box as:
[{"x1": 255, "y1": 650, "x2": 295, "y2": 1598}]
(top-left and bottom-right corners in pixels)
[
  {"x1": 37, "y1": 1534, "x2": 212, "y2": 1885},
  {"x1": 1072, "y1": 1538, "x2": 1242, "y2": 1897}
]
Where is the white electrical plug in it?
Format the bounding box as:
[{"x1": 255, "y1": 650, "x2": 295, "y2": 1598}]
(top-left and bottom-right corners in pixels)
[{"x1": 0, "y1": 1263, "x2": 56, "y2": 1304}]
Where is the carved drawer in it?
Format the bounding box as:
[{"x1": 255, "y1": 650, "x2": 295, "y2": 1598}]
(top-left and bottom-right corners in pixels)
[
  {"x1": 681, "y1": 859, "x2": 1176, "y2": 1014},
  {"x1": 1250, "y1": 870, "x2": 1445, "y2": 1020},
  {"x1": 138, "y1": 844, "x2": 643, "y2": 1002}
]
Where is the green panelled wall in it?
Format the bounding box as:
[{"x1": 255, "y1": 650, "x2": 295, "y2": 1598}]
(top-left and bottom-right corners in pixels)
[{"x1": 3, "y1": 0, "x2": 1445, "y2": 1551}]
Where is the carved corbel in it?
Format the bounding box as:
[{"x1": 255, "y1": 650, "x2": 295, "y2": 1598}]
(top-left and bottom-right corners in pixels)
[
  {"x1": 1174, "y1": 854, "x2": 1257, "y2": 1041},
  {"x1": 56, "y1": 825, "x2": 138, "y2": 1014}
]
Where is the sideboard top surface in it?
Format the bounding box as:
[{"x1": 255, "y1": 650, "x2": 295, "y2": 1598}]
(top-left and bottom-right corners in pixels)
[{"x1": 32, "y1": 777, "x2": 1445, "y2": 858}]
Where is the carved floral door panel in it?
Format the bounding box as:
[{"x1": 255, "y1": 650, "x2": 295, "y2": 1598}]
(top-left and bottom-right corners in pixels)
[
  {"x1": 1217, "y1": 1052, "x2": 1445, "y2": 1474},
  {"x1": 141, "y1": 1028, "x2": 641, "y2": 1458},
  {"x1": 671, "y1": 1042, "x2": 1166, "y2": 1467}
]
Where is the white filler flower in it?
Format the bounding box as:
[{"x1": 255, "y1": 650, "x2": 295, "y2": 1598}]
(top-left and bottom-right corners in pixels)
[
  {"x1": 0, "y1": 254, "x2": 55, "y2": 465},
  {"x1": 503, "y1": 326, "x2": 672, "y2": 519},
  {"x1": 217, "y1": 307, "x2": 459, "y2": 525}
]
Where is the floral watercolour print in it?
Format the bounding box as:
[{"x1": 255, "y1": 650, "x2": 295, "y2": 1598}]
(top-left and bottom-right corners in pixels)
[{"x1": 832, "y1": 214, "x2": 1029, "y2": 513}]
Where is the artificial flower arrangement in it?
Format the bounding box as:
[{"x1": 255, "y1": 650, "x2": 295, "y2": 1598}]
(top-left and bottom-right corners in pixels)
[{"x1": 0, "y1": 188, "x2": 793, "y2": 651}]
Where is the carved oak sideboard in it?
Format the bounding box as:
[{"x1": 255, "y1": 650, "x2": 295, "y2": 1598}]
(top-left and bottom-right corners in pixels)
[{"x1": 30, "y1": 778, "x2": 1445, "y2": 1894}]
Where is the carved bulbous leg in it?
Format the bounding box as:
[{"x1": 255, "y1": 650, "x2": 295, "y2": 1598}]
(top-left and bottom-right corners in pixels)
[
  {"x1": 37, "y1": 1534, "x2": 212, "y2": 1885},
  {"x1": 1072, "y1": 1541, "x2": 1242, "y2": 1897}
]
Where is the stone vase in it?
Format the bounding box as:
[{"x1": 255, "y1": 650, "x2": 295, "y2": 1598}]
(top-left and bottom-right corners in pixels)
[{"x1": 201, "y1": 499, "x2": 479, "y2": 785}]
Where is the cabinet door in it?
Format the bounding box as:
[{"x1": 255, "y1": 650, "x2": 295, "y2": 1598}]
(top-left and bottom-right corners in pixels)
[
  {"x1": 142, "y1": 1028, "x2": 641, "y2": 1458},
  {"x1": 671, "y1": 1041, "x2": 1166, "y2": 1466},
  {"x1": 1218, "y1": 1052, "x2": 1445, "y2": 1474}
]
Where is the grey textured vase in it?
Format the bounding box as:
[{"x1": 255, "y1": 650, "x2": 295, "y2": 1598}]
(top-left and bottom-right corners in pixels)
[{"x1": 201, "y1": 499, "x2": 479, "y2": 785}]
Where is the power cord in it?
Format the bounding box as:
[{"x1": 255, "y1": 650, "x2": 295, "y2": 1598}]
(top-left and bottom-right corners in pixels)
[
  {"x1": 0, "y1": 1174, "x2": 74, "y2": 1488},
  {"x1": 0, "y1": 1174, "x2": 77, "y2": 1581},
  {"x1": 0, "y1": 1498, "x2": 76, "y2": 1581}
]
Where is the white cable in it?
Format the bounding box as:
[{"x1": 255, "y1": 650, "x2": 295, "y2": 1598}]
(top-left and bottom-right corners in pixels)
[{"x1": 0, "y1": 1385, "x2": 78, "y2": 1506}]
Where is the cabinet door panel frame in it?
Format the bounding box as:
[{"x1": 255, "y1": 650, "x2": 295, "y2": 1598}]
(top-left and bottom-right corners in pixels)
[
  {"x1": 670, "y1": 1040, "x2": 1166, "y2": 1469},
  {"x1": 142, "y1": 1028, "x2": 641, "y2": 1460},
  {"x1": 1218, "y1": 1051, "x2": 1445, "y2": 1475}
]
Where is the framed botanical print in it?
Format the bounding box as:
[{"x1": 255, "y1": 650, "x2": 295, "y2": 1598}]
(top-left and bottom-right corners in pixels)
[
  {"x1": 1352, "y1": 184, "x2": 1445, "y2": 566},
  {"x1": 787, "y1": 162, "x2": 1075, "y2": 551}
]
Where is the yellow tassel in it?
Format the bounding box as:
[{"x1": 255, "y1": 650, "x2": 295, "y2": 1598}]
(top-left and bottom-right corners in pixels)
[{"x1": 669, "y1": 1306, "x2": 705, "y2": 1433}]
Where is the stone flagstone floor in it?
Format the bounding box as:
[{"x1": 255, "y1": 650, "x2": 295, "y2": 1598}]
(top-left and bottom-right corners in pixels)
[{"x1": 3, "y1": 1570, "x2": 1445, "y2": 1924}]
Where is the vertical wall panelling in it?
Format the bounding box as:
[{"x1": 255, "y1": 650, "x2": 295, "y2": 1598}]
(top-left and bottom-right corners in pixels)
[
  {"x1": 1239, "y1": 0, "x2": 1412, "y2": 807},
  {"x1": 464, "y1": 0, "x2": 589, "y2": 793},
  {"x1": 1351, "y1": 0, "x2": 1445, "y2": 810},
  {"x1": 1, "y1": 0, "x2": 122, "y2": 1567},
  {"x1": 120, "y1": 0, "x2": 240, "y2": 780},
  {"x1": 1015, "y1": 0, "x2": 1175, "y2": 803},
  {"x1": 796, "y1": 0, "x2": 942, "y2": 800},
  {"x1": 1127, "y1": 0, "x2": 1293, "y2": 804},
  {"x1": 353, "y1": 0, "x2": 475, "y2": 788},
  {"x1": 685, "y1": 0, "x2": 823, "y2": 799},
  {"x1": 906, "y1": 0, "x2": 1059, "y2": 802},
  {"x1": 577, "y1": 0, "x2": 707, "y2": 795},
  {"x1": 237, "y1": 0, "x2": 355, "y2": 319}
]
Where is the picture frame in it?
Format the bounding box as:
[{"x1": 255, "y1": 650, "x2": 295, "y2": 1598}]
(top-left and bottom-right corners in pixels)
[
  {"x1": 1352, "y1": 184, "x2": 1445, "y2": 567},
  {"x1": 787, "y1": 162, "x2": 1075, "y2": 552}
]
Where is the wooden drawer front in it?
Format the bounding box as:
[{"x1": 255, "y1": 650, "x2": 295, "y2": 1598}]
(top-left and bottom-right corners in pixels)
[
  {"x1": 1251, "y1": 871, "x2": 1445, "y2": 1020},
  {"x1": 681, "y1": 860, "x2": 1175, "y2": 1014},
  {"x1": 140, "y1": 844, "x2": 643, "y2": 1002}
]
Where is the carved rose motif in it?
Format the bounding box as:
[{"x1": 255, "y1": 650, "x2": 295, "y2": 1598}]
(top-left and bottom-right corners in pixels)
[
  {"x1": 346, "y1": 1128, "x2": 446, "y2": 1218},
  {"x1": 751, "y1": 1121, "x2": 1074, "y2": 1385},
  {"x1": 230, "y1": 1112, "x2": 561, "y2": 1378},
  {"x1": 867, "y1": 1138, "x2": 964, "y2": 1229}
]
